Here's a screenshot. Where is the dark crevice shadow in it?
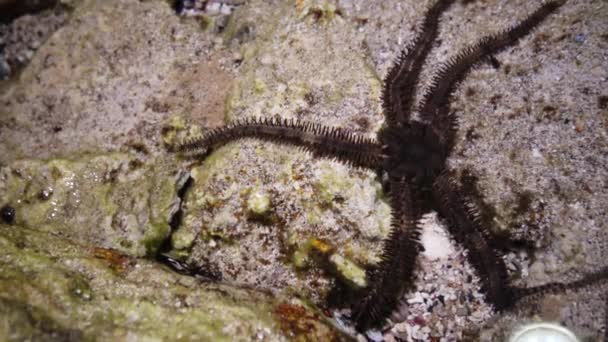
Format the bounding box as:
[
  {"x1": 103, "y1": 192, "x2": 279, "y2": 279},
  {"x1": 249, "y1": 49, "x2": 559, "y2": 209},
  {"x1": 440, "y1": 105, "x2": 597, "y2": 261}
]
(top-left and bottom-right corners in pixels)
[{"x1": 0, "y1": 0, "x2": 59, "y2": 24}]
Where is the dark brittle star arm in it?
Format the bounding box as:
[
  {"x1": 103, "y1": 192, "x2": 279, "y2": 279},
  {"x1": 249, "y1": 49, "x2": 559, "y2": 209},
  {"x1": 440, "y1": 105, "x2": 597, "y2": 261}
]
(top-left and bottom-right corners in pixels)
[
  {"x1": 433, "y1": 170, "x2": 608, "y2": 312},
  {"x1": 351, "y1": 177, "x2": 424, "y2": 330},
  {"x1": 418, "y1": 0, "x2": 566, "y2": 147},
  {"x1": 432, "y1": 171, "x2": 513, "y2": 310},
  {"x1": 382, "y1": 0, "x2": 456, "y2": 127},
  {"x1": 173, "y1": 117, "x2": 386, "y2": 169},
  {"x1": 509, "y1": 266, "x2": 608, "y2": 307}
]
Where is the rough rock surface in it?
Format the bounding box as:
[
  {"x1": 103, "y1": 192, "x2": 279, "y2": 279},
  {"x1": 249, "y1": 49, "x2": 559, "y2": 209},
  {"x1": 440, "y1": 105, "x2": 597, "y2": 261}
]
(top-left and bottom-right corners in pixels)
[
  {"x1": 0, "y1": 0, "x2": 230, "y2": 161},
  {"x1": 0, "y1": 0, "x2": 606, "y2": 340},
  {"x1": 176, "y1": 143, "x2": 389, "y2": 303},
  {"x1": 0, "y1": 154, "x2": 184, "y2": 257},
  {"x1": 0, "y1": 4, "x2": 68, "y2": 79},
  {"x1": 0, "y1": 224, "x2": 339, "y2": 341},
  {"x1": 0, "y1": 0, "x2": 343, "y2": 340}
]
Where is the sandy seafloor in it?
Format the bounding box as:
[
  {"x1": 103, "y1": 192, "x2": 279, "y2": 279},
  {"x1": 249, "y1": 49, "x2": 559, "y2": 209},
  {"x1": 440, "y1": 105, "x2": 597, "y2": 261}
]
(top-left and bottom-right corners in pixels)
[{"x1": 1, "y1": 0, "x2": 607, "y2": 341}]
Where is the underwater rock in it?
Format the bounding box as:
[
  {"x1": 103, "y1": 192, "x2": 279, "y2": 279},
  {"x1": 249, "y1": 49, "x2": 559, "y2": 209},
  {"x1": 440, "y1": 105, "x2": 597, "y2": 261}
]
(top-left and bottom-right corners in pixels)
[
  {"x1": 0, "y1": 224, "x2": 342, "y2": 340},
  {"x1": 170, "y1": 0, "x2": 390, "y2": 305},
  {"x1": 0, "y1": 0, "x2": 230, "y2": 161},
  {"x1": 0, "y1": 154, "x2": 184, "y2": 257}
]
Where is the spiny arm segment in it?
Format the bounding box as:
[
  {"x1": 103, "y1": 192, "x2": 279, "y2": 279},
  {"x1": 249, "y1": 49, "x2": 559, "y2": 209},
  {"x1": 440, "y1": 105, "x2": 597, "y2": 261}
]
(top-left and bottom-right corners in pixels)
[
  {"x1": 418, "y1": 0, "x2": 566, "y2": 142},
  {"x1": 383, "y1": 0, "x2": 455, "y2": 127},
  {"x1": 352, "y1": 178, "x2": 424, "y2": 330},
  {"x1": 432, "y1": 171, "x2": 512, "y2": 310},
  {"x1": 174, "y1": 117, "x2": 385, "y2": 169},
  {"x1": 510, "y1": 266, "x2": 608, "y2": 306}
]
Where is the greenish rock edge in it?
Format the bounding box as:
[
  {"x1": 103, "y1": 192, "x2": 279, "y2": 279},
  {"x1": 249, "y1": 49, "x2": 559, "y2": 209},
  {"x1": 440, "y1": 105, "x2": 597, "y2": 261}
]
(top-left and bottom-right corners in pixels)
[
  {"x1": 0, "y1": 153, "x2": 181, "y2": 257},
  {"x1": 0, "y1": 155, "x2": 342, "y2": 341}
]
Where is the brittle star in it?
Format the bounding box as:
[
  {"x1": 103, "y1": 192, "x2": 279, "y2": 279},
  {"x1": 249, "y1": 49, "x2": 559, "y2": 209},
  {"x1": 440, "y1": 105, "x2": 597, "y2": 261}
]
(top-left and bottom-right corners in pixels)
[{"x1": 174, "y1": 0, "x2": 607, "y2": 332}]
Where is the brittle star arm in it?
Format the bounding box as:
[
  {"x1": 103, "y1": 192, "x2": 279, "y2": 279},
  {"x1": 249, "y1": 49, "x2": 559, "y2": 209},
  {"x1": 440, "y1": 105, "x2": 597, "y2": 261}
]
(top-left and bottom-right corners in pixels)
[
  {"x1": 432, "y1": 171, "x2": 513, "y2": 310},
  {"x1": 417, "y1": 0, "x2": 565, "y2": 147},
  {"x1": 173, "y1": 117, "x2": 385, "y2": 169},
  {"x1": 509, "y1": 266, "x2": 608, "y2": 306},
  {"x1": 382, "y1": 0, "x2": 455, "y2": 127},
  {"x1": 434, "y1": 171, "x2": 608, "y2": 311},
  {"x1": 351, "y1": 177, "x2": 424, "y2": 330}
]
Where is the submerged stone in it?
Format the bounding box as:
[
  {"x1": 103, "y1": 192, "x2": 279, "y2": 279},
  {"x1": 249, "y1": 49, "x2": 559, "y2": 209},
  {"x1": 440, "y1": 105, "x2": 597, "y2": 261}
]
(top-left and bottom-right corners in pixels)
[
  {"x1": 0, "y1": 205, "x2": 15, "y2": 224},
  {"x1": 0, "y1": 224, "x2": 342, "y2": 340},
  {"x1": 0, "y1": 154, "x2": 184, "y2": 257}
]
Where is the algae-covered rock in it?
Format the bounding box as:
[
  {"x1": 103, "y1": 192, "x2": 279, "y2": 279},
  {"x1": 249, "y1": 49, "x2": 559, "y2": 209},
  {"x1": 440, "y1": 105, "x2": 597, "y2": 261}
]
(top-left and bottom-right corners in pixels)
[
  {"x1": 0, "y1": 224, "x2": 343, "y2": 341},
  {"x1": 173, "y1": 139, "x2": 390, "y2": 303},
  {"x1": 224, "y1": 0, "x2": 383, "y2": 130},
  {"x1": 0, "y1": 154, "x2": 185, "y2": 257},
  {"x1": 292, "y1": 237, "x2": 367, "y2": 289},
  {"x1": 1, "y1": 0, "x2": 606, "y2": 339},
  {"x1": 169, "y1": 0, "x2": 390, "y2": 306}
]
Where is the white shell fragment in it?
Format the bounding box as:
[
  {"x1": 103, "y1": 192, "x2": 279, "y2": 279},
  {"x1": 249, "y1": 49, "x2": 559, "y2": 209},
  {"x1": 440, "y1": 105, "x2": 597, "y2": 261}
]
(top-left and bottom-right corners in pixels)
[{"x1": 509, "y1": 323, "x2": 579, "y2": 342}]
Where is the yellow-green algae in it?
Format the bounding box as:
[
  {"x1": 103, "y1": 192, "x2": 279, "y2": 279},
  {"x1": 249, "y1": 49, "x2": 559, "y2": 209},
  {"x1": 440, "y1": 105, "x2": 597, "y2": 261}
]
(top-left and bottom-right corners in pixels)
[
  {"x1": 246, "y1": 188, "x2": 272, "y2": 217},
  {"x1": 0, "y1": 225, "x2": 342, "y2": 341},
  {"x1": 0, "y1": 154, "x2": 182, "y2": 257},
  {"x1": 293, "y1": 237, "x2": 367, "y2": 289},
  {"x1": 312, "y1": 161, "x2": 355, "y2": 206},
  {"x1": 170, "y1": 144, "x2": 241, "y2": 252},
  {"x1": 296, "y1": 1, "x2": 341, "y2": 24},
  {"x1": 328, "y1": 254, "x2": 367, "y2": 289}
]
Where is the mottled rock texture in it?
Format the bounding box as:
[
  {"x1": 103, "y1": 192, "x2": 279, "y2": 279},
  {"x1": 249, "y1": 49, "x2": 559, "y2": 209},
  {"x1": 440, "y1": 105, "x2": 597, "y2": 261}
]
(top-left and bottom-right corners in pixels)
[
  {"x1": 0, "y1": 154, "x2": 183, "y2": 257},
  {"x1": 0, "y1": 224, "x2": 339, "y2": 341},
  {"x1": 0, "y1": 0, "x2": 606, "y2": 340}
]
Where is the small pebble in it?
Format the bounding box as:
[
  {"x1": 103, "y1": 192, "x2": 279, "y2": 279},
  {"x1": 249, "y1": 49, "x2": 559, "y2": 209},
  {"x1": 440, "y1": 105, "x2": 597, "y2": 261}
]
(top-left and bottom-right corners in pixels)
[
  {"x1": 206, "y1": 2, "x2": 221, "y2": 15},
  {"x1": 1, "y1": 205, "x2": 16, "y2": 224},
  {"x1": 574, "y1": 34, "x2": 586, "y2": 43},
  {"x1": 220, "y1": 4, "x2": 232, "y2": 15},
  {"x1": 366, "y1": 330, "x2": 383, "y2": 342}
]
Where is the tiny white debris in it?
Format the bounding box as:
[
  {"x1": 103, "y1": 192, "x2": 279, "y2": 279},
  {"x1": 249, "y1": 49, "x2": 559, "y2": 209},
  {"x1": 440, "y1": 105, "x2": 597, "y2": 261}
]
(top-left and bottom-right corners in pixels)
[
  {"x1": 220, "y1": 4, "x2": 232, "y2": 15},
  {"x1": 394, "y1": 322, "x2": 408, "y2": 333},
  {"x1": 206, "y1": 2, "x2": 221, "y2": 15},
  {"x1": 407, "y1": 292, "x2": 425, "y2": 304},
  {"x1": 366, "y1": 330, "x2": 383, "y2": 342},
  {"x1": 420, "y1": 213, "x2": 455, "y2": 260}
]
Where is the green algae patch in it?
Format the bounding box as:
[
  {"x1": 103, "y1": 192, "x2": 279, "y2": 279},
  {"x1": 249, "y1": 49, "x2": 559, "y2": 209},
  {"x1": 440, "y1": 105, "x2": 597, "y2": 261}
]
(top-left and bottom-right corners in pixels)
[
  {"x1": 171, "y1": 226, "x2": 197, "y2": 250},
  {"x1": 293, "y1": 237, "x2": 367, "y2": 289},
  {"x1": 0, "y1": 225, "x2": 343, "y2": 341},
  {"x1": 328, "y1": 253, "x2": 367, "y2": 289},
  {"x1": 313, "y1": 161, "x2": 354, "y2": 206},
  {"x1": 0, "y1": 298, "x2": 87, "y2": 342},
  {"x1": 246, "y1": 188, "x2": 272, "y2": 218},
  {"x1": 170, "y1": 149, "x2": 238, "y2": 252},
  {"x1": 0, "y1": 154, "x2": 183, "y2": 257},
  {"x1": 298, "y1": 1, "x2": 342, "y2": 24},
  {"x1": 161, "y1": 115, "x2": 205, "y2": 150}
]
